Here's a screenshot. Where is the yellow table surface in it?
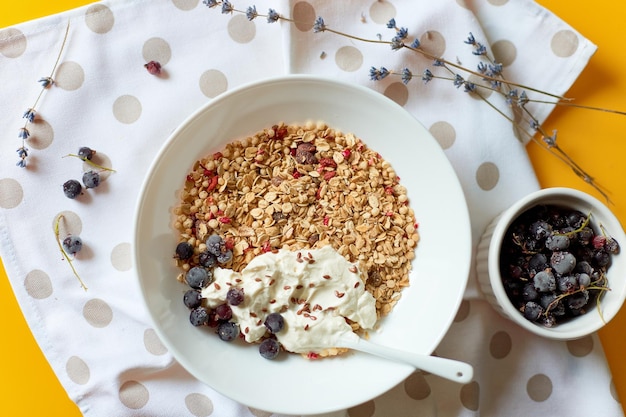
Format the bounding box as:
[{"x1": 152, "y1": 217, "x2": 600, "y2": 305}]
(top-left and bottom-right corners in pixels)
[{"x1": 1, "y1": 1, "x2": 625, "y2": 416}]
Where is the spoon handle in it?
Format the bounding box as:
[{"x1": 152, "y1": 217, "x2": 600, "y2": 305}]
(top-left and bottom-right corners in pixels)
[{"x1": 340, "y1": 336, "x2": 473, "y2": 384}]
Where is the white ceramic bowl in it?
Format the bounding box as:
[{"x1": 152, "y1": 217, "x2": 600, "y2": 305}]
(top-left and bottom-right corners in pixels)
[
  {"x1": 133, "y1": 75, "x2": 472, "y2": 414},
  {"x1": 476, "y1": 187, "x2": 626, "y2": 340}
]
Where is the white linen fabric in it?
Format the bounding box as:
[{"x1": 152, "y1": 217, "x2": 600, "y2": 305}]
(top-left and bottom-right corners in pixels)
[{"x1": 0, "y1": 0, "x2": 622, "y2": 416}]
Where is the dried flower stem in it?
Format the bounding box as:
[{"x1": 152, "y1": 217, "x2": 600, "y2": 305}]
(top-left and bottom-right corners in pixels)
[
  {"x1": 62, "y1": 154, "x2": 117, "y2": 172},
  {"x1": 206, "y1": 2, "x2": 625, "y2": 202},
  {"x1": 54, "y1": 214, "x2": 87, "y2": 291},
  {"x1": 17, "y1": 21, "x2": 71, "y2": 168}
]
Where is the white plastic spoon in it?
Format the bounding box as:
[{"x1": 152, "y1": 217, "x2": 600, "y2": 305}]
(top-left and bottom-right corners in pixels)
[{"x1": 310, "y1": 333, "x2": 474, "y2": 384}]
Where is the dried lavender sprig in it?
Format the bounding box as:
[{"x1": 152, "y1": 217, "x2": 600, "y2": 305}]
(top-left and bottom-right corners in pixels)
[{"x1": 16, "y1": 22, "x2": 70, "y2": 168}]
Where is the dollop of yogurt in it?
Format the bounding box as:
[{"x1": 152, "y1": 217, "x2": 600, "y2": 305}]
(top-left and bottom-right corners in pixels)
[{"x1": 201, "y1": 245, "x2": 377, "y2": 353}]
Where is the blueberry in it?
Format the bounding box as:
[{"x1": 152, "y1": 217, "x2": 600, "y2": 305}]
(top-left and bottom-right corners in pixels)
[
  {"x1": 217, "y1": 249, "x2": 233, "y2": 264},
  {"x1": 62, "y1": 235, "x2": 83, "y2": 254},
  {"x1": 545, "y1": 234, "x2": 569, "y2": 251},
  {"x1": 539, "y1": 293, "x2": 565, "y2": 316},
  {"x1": 78, "y1": 146, "x2": 95, "y2": 161},
  {"x1": 577, "y1": 227, "x2": 594, "y2": 246},
  {"x1": 566, "y1": 290, "x2": 590, "y2": 311},
  {"x1": 557, "y1": 275, "x2": 578, "y2": 293},
  {"x1": 259, "y1": 338, "x2": 280, "y2": 359},
  {"x1": 217, "y1": 321, "x2": 239, "y2": 341},
  {"x1": 82, "y1": 170, "x2": 100, "y2": 189},
  {"x1": 190, "y1": 307, "x2": 210, "y2": 326},
  {"x1": 226, "y1": 287, "x2": 244, "y2": 306},
  {"x1": 183, "y1": 289, "x2": 203, "y2": 309},
  {"x1": 533, "y1": 270, "x2": 555, "y2": 292},
  {"x1": 550, "y1": 251, "x2": 576, "y2": 275},
  {"x1": 214, "y1": 303, "x2": 232, "y2": 321},
  {"x1": 198, "y1": 250, "x2": 217, "y2": 268},
  {"x1": 206, "y1": 234, "x2": 224, "y2": 256},
  {"x1": 577, "y1": 273, "x2": 591, "y2": 288},
  {"x1": 264, "y1": 313, "x2": 285, "y2": 334},
  {"x1": 605, "y1": 237, "x2": 620, "y2": 254},
  {"x1": 523, "y1": 301, "x2": 543, "y2": 321},
  {"x1": 522, "y1": 283, "x2": 538, "y2": 301},
  {"x1": 63, "y1": 179, "x2": 82, "y2": 199},
  {"x1": 176, "y1": 241, "x2": 194, "y2": 260},
  {"x1": 593, "y1": 250, "x2": 611, "y2": 267},
  {"x1": 528, "y1": 253, "x2": 548, "y2": 274},
  {"x1": 185, "y1": 266, "x2": 212, "y2": 290},
  {"x1": 530, "y1": 220, "x2": 552, "y2": 241}
]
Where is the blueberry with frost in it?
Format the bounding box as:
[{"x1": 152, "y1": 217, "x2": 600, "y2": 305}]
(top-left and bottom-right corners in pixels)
[
  {"x1": 185, "y1": 266, "x2": 212, "y2": 289},
  {"x1": 62, "y1": 235, "x2": 83, "y2": 255},
  {"x1": 82, "y1": 170, "x2": 101, "y2": 189},
  {"x1": 190, "y1": 307, "x2": 210, "y2": 326},
  {"x1": 175, "y1": 241, "x2": 194, "y2": 260},
  {"x1": 63, "y1": 179, "x2": 83, "y2": 199},
  {"x1": 259, "y1": 338, "x2": 280, "y2": 359},
  {"x1": 217, "y1": 321, "x2": 239, "y2": 341},
  {"x1": 183, "y1": 289, "x2": 203, "y2": 309},
  {"x1": 77, "y1": 146, "x2": 95, "y2": 161},
  {"x1": 264, "y1": 313, "x2": 285, "y2": 334},
  {"x1": 533, "y1": 269, "x2": 556, "y2": 292}
]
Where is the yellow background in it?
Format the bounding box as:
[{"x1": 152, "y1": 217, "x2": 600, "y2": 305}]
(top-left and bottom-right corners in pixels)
[{"x1": 1, "y1": 1, "x2": 625, "y2": 415}]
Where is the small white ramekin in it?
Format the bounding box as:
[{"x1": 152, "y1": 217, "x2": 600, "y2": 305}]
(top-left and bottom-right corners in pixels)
[{"x1": 476, "y1": 187, "x2": 626, "y2": 340}]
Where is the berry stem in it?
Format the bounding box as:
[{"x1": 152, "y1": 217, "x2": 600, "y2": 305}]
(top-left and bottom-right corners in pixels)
[
  {"x1": 54, "y1": 214, "x2": 88, "y2": 291},
  {"x1": 63, "y1": 154, "x2": 117, "y2": 172}
]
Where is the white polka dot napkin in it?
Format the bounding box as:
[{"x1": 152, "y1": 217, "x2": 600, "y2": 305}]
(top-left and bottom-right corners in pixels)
[{"x1": 0, "y1": 0, "x2": 622, "y2": 416}]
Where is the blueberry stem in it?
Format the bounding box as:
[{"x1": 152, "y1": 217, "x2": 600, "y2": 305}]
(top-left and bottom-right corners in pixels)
[
  {"x1": 54, "y1": 214, "x2": 88, "y2": 291},
  {"x1": 63, "y1": 154, "x2": 117, "y2": 172}
]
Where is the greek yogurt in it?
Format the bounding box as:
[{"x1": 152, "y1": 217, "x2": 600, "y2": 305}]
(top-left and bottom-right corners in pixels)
[{"x1": 201, "y1": 245, "x2": 377, "y2": 353}]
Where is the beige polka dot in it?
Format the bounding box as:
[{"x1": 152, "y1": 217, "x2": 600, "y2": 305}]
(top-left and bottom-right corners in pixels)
[
  {"x1": 551, "y1": 30, "x2": 579, "y2": 58},
  {"x1": 489, "y1": 331, "x2": 512, "y2": 359},
  {"x1": 456, "y1": 0, "x2": 470, "y2": 9},
  {"x1": 85, "y1": 4, "x2": 115, "y2": 34},
  {"x1": 419, "y1": 30, "x2": 446, "y2": 58},
  {"x1": 527, "y1": 374, "x2": 552, "y2": 402},
  {"x1": 460, "y1": 381, "x2": 480, "y2": 411},
  {"x1": 172, "y1": 0, "x2": 200, "y2": 10},
  {"x1": 83, "y1": 298, "x2": 113, "y2": 328},
  {"x1": 369, "y1": 0, "x2": 396, "y2": 25},
  {"x1": 27, "y1": 119, "x2": 54, "y2": 150},
  {"x1": 335, "y1": 46, "x2": 363, "y2": 72},
  {"x1": 119, "y1": 380, "x2": 149, "y2": 409},
  {"x1": 610, "y1": 379, "x2": 620, "y2": 403},
  {"x1": 142, "y1": 37, "x2": 172, "y2": 66},
  {"x1": 404, "y1": 371, "x2": 431, "y2": 400},
  {"x1": 24, "y1": 270, "x2": 53, "y2": 299},
  {"x1": 66, "y1": 356, "x2": 90, "y2": 385},
  {"x1": 55, "y1": 61, "x2": 85, "y2": 91},
  {"x1": 248, "y1": 408, "x2": 272, "y2": 417},
  {"x1": 384, "y1": 82, "x2": 409, "y2": 107},
  {"x1": 83, "y1": 152, "x2": 114, "y2": 181},
  {"x1": 53, "y1": 211, "x2": 83, "y2": 237},
  {"x1": 347, "y1": 399, "x2": 375, "y2": 417},
  {"x1": 185, "y1": 393, "x2": 214, "y2": 417},
  {"x1": 199, "y1": 69, "x2": 228, "y2": 98},
  {"x1": 0, "y1": 28, "x2": 27, "y2": 58},
  {"x1": 228, "y1": 14, "x2": 256, "y2": 44},
  {"x1": 113, "y1": 95, "x2": 142, "y2": 124},
  {"x1": 453, "y1": 300, "x2": 470, "y2": 322},
  {"x1": 292, "y1": 1, "x2": 316, "y2": 32},
  {"x1": 0, "y1": 178, "x2": 24, "y2": 209},
  {"x1": 566, "y1": 336, "x2": 594, "y2": 357},
  {"x1": 491, "y1": 39, "x2": 517, "y2": 67},
  {"x1": 111, "y1": 242, "x2": 132, "y2": 272},
  {"x1": 476, "y1": 162, "x2": 499, "y2": 191},
  {"x1": 144, "y1": 328, "x2": 168, "y2": 356},
  {"x1": 429, "y1": 121, "x2": 456, "y2": 149},
  {"x1": 487, "y1": 0, "x2": 509, "y2": 5}
]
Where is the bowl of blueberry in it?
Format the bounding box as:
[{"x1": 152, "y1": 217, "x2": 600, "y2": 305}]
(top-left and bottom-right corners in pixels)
[{"x1": 476, "y1": 187, "x2": 626, "y2": 340}]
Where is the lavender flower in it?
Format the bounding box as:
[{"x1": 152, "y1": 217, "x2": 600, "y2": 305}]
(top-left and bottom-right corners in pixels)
[
  {"x1": 477, "y1": 62, "x2": 488, "y2": 74},
  {"x1": 313, "y1": 16, "x2": 326, "y2": 33},
  {"x1": 267, "y1": 8, "x2": 280, "y2": 23},
  {"x1": 38, "y1": 77, "x2": 54, "y2": 88},
  {"x1": 386, "y1": 18, "x2": 396, "y2": 29},
  {"x1": 203, "y1": 0, "x2": 219, "y2": 7},
  {"x1": 544, "y1": 130, "x2": 558, "y2": 147},
  {"x1": 472, "y1": 43, "x2": 487, "y2": 56},
  {"x1": 463, "y1": 82, "x2": 477, "y2": 93},
  {"x1": 23, "y1": 108, "x2": 36, "y2": 123},
  {"x1": 401, "y1": 68, "x2": 413, "y2": 84},
  {"x1": 506, "y1": 89, "x2": 519, "y2": 106},
  {"x1": 464, "y1": 32, "x2": 476, "y2": 45},
  {"x1": 409, "y1": 38, "x2": 420, "y2": 49},
  {"x1": 16, "y1": 147, "x2": 28, "y2": 168},
  {"x1": 453, "y1": 74, "x2": 464, "y2": 88},
  {"x1": 369, "y1": 66, "x2": 389, "y2": 81},
  {"x1": 221, "y1": 0, "x2": 233, "y2": 14},
  {"x1": 518, "y1": 91, "x2": 529, "y2": 107},
  {"x1": 395, "y1": 27, "x2": 408, "y2": 40},
  {"x1": 390, "y1": 38, "x2": 404, "y2": 51},
  {"x1": 433, "y1": 58, "x2": 445, "y2": 67},
  {"x1": 422, "y1": 69, "x2": 434, "y2": 84},
  {"x1": 245, "y1": 6, "x2": 258, "y2": 20},
  {"x1": 18, "y1": 127, "x2": 30, "y2": 139}
]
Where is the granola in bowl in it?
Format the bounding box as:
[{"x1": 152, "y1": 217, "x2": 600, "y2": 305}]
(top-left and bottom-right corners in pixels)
[{"x1": 172, "y1": 121, "x2": 419, "y2": 355}]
